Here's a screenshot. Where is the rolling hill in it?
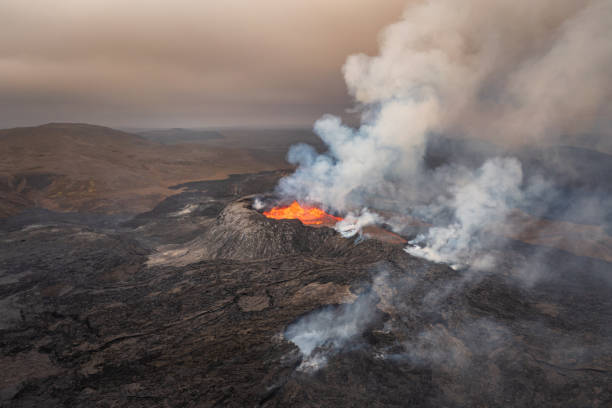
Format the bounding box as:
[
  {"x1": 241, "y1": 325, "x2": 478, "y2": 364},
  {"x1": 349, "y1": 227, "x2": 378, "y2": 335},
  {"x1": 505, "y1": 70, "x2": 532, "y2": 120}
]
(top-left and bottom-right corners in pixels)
[{"x1": 0, "y1": 123, "x2": 291, "y2": 216}]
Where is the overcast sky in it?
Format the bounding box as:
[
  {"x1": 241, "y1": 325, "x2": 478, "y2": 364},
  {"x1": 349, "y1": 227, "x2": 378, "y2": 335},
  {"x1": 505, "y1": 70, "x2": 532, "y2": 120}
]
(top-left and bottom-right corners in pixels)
[{"x1": 0, "y1": 0, "x2": 407, "y2": 129}]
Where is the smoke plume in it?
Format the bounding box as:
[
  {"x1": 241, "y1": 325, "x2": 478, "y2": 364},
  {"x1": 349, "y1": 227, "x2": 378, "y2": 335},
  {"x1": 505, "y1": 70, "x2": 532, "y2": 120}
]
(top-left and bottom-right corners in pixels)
[{"x1": 278, "y1": 0, "x2": 612, "y2": 267}]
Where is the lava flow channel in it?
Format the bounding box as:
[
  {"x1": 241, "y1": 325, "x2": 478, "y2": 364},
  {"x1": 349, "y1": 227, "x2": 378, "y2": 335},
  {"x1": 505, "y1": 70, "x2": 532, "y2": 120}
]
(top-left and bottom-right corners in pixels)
[{"x1": 263, "y1": 201, "x2": 342, "y2": 226}]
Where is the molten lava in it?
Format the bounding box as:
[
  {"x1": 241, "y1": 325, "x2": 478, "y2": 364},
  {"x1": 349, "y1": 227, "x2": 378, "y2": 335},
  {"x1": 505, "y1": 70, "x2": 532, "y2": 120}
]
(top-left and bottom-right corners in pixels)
[{"x1": 263, "y1": 201, "x2": 342, "y2": 226}]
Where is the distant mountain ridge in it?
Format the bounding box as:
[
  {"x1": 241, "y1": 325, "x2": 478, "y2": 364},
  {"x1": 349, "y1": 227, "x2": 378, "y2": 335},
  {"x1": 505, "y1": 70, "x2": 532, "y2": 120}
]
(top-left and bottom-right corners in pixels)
[
  {"x1": 0, "y1": 122, "x2": 148, "y2": 144},
  {"x1": 136, "y1": 128, "x2": 224, "y2": 144}
]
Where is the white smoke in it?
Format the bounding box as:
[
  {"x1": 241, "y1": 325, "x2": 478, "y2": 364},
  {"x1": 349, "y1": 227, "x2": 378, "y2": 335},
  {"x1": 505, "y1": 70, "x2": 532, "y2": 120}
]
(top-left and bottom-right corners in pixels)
[
  {"x1": 284, "y1": 291, "x2": 378, "y2": 371},
  {"x1": 335, "y1": 209, "x2": 382, "y2": 238},
  {"x1": 343, "y1": 0, "x2": 612, "y2": 144},
  {"x1": 252, "y1": 197, "x2": 265, "y2": 210},
  {"x1": 277, "y1": 0, "x2": 612, "y2": 268},
  {"x1": 406, "y1": 157, "x2": 523, "y2": 268}
]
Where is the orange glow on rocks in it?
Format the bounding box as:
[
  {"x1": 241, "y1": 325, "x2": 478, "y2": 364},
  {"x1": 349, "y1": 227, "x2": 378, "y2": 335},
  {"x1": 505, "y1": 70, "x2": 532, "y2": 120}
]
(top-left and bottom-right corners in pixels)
[{"x1": 263, "y1": 201, "x2": 342, "y2": 226}]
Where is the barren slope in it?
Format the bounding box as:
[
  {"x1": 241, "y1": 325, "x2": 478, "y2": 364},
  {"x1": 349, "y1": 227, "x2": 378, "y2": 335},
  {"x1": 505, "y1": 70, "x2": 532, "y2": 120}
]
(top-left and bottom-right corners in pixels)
[{"x1": 0, "y1": 123, "x2": 288, "y2": 216}]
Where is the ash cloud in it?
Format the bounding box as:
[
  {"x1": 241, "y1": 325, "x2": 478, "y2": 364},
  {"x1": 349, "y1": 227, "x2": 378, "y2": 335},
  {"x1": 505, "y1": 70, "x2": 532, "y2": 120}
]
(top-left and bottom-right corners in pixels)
[{"x1": 278, "y1": 0, "x2": 612, "y2": 268}]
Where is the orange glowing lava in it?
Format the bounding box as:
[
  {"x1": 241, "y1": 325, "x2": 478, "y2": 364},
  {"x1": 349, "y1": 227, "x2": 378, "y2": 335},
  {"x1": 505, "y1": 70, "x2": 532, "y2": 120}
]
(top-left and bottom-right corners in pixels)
[{"x1": 263, "y1": 201, "x2": 343, "y2": 226}]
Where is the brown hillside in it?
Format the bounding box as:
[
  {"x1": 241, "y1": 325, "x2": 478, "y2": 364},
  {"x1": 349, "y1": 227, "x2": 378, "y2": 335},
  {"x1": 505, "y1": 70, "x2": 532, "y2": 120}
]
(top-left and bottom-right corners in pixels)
[{"x1": 0, "y1": 123, "x2": 287, "y2": 216}]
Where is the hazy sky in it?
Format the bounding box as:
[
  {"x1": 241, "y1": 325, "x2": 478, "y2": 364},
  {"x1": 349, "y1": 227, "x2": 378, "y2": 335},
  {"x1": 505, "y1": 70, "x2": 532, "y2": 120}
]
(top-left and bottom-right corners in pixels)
[{"x1": 0, "y1": 0, "x2": 407, "y2": 129}]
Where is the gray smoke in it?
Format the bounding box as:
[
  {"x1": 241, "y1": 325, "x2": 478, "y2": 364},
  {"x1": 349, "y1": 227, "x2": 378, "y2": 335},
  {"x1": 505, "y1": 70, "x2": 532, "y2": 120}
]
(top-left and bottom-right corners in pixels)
[
  {"x1": 277, "y1": 0, "x2": 612, "y2": 268},
  {"x1": 284, "y1": 288, "x2": 380, "y2": 371},
  {"x1": 406, "y1": 157, "x2": 523, "y2": 268}
]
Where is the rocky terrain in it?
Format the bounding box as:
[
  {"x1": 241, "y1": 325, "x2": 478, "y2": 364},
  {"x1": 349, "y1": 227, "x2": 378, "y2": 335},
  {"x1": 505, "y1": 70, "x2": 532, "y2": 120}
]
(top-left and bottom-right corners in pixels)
[{"x1": 1, "y1": 170, "x2": 611, "y2": 407}]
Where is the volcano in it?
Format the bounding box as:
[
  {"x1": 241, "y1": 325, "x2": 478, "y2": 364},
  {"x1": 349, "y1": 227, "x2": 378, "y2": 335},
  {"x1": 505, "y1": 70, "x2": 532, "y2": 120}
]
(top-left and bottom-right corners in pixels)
[{"x1": 2, "y1": 169, "x2": 611, "y2": 407}]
